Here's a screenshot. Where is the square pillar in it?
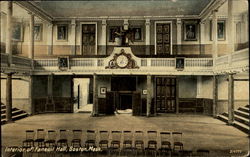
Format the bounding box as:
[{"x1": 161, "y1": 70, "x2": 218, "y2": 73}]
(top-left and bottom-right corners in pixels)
[
  {"x1": 29, "y1": 76, "x2": 34, "y2": 115},
  {"x1": 145, "y1": 19, "x2": 151, "y2": 55},
  {"x1": 6, "y1": 1, "x2": 13, "y2": 65},
  {"x1": 176, "y1": 18, "x2": 182, "y2": 54},
  {"x1": 228, "y1": 0, "x2": 235, "y2": 53},
  {"x1": 199, "y1": 21, "x2": 206, "y2": 54},
  {"x1": 70, "y1": 19, "x2": 76, "y2": 55},
  {"x1": 92, "y1": 74, "x2": 98, "y2": 116},
  {"x1": 196, "y1": 76, "x2": 202, "y2": 98},
  {"x1": 146, "y1": 75, "x2": 152, "y2": 117},
  {"x1": 212, "y1": 10, "x2": 218, "y2": 58},
  {"x1": 213, "y1": 75, "x2": 218, "y2": 117},
  {"x1": 176, "y1": 77, "x2": 179, "y2": 114},
  {"x1": 228, "y1": 74, "x2": 234, "y2": 125},
  {"x1": 47, "y1": 23, "x2": 53, "y2": 55},
  {"x1": 6, "y1": 73, "x2": 13, "y2": 122},
  {"x1": 29, "y1": 13, "x2": 35, "y2": 60},
  {"x1": 100, "y1": 20, "x2": 107, "y2": 55}
]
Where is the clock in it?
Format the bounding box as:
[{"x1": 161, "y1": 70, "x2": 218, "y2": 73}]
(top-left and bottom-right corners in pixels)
[{"x1": 116, "y1": 54, "x2": 129, "y2": 68}]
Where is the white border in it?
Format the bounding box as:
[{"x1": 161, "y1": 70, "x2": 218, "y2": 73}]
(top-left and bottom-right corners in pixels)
[
  {"x1": 154, "y1": 21, "x2": 172, "y2": 55},
  {"x1": 80, "y1": 22, "x2": 98, "y2": 55}
]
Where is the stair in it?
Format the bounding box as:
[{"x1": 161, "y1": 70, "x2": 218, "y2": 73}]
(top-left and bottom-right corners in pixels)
[
  {"x1": 1, "y1": 103, "x2": 29, "y2": 125},
  {"x1": 217, "y1": 104, "x2": 249, "y2": 134}
]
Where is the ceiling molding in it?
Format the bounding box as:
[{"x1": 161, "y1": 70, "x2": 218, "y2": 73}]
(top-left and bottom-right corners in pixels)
[
  {"x1": 15, "y1": 1, "x2": 53, "y2": 23},
  {"x1": 199, "y1": 0, "x2": 227, "y2": 22}
]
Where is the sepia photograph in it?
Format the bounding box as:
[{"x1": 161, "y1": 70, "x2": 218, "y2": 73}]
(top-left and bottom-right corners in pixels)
[{"x1": 0, "y1": 0, "x2": 249, "y2": 157}]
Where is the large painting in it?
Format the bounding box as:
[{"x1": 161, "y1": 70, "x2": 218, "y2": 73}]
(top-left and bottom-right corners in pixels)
[
  {"x1": 12, "y1": 23, "x2": 23, "y2": 41},
  {"x1": 184, "y1": 21, "x2": 198, "y2": 41},
  {"x1": 57, "y1": 25, "x2": 68, "y2": 41},
  {"x1": 34, "y1": 24, "x2": 43, "y2": 41},
  {"x1": 217, "y1": 20, "x2": 226, "y2": 40},
  {"x1": 109, "y1": 26, "x2": 122, "y2": 42},
  {"x1": 131, "y1": 27, "x2": 143, "y2": 41}
]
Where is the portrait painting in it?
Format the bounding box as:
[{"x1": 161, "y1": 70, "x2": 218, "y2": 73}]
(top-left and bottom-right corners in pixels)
[
  {"x1": 58, "y1": 57, "x2": 69, "y2": 70},
  {"x1": 109, "y1": 26, "x2": 121, "y2": 42},
  {"x1": 57, "y1": 25, "x2": 68, "y2": 41},
  {"x1": 12, "y1": 23, "x2": 23, "y2": 41},
  {"x1": 217, "y1": 20, "x2": 226, "y2": 40},
  {"x1": 131, "y1": 27, "x2": 142, "y2": 41},
  {"x1": 34, "y1": 24, "x2": 43, "y2": 41},
  {"x1": 176, "y1": 57, "x2": 185, "y2": 70},
  {"x1": 184, "y1": 21, "x2": 197, "y2": 41}
]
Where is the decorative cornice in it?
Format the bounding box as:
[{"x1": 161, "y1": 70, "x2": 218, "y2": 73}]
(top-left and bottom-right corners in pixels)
[{"x1": 15, "y1": 1, "x2": 53, "y2": 23}]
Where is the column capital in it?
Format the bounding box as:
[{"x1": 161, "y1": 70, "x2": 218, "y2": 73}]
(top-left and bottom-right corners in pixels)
[
  {"x1": 47, "y1": 23, "x2": 53, "y2": 28},
  {"x1": 176, "y1": 18, "x2": 182, "y2": 25},
  {"x1": 145, "y1": 19, "x2": 150, "y2": 25},
  {"x1": 71, "y1": 19, "x2": 76, "y2": 26},
  {"x1": 28, "y1": 12, "x2": 35, "y2": 16},
  {"x1": 102, "y1": 19, "x2": 107, "y2": 26},
  {"x1": 212, "y1": 9, "x2": 218, "y2": 14}
]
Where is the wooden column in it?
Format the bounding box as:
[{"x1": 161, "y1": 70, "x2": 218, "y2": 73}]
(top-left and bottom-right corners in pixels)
[
  {"x1": 6, "y1": 73, "x2": 13, "y2": 122},
  {"x1": 70, "y1": 19, "x2": 76, "y2": 55},
  {"x1": 6, "y1": 1, "x2": 13, "y2": 65},
  {"x1": 92, "y1": 74, "x2": 98, "y2": 116},
  {"x1": 145, "y1": 19, "x2": 151, "y2": 55},
  {"x1": 146, "y1": 75, "x2": 152, "y2": 117},
  {"x1": 100, "y1": 20, "x2": 107, "y2": 55},
  {"x1": 228, "y1": 0, "x2": 235, "y2": 65},
  {"x1": 29, "y1": 13, "x2": 35, "y2": 60},
  {"x1": 47, "y1": 23, "x2": 53, "y2": 55},
  {"x1": 196, "y1": 76, "x2": 202, "y2": 98},
  {"x1": 212, "y1": 10, "x2": 218, "y2": 58},
  {"x1": 228, "y1": 74, "x2": 234, "y2": 125},
  {"x1": 176, "y1": 18, "x2": 182, "y2": 54},
  {"x1": 176, "y1": 77, "x2": 179, "y2": 114},
  {"x1": 213, "y1": 75, "x2": 218, "y2": 117},
  {"x1": 199, "y1": 21, "x2": 205, "y2": 54}
]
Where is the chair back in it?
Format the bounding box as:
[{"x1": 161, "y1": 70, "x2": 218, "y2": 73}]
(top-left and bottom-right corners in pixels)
[
  {"x1": 59, "y1": 129, "x2": 68, "y2": 139},
  {"x1": 37, "y1": 129, "x2": 45, "y2": 139},
  {"x1": 72, "y1": 129, "x2": 82, "y2": 139},
  {"x1": 123, "y1": 131, "x2": 132, "y2": 141},
  {"x1": 26, "y1": 130, "x2": 35, "y2": 140},
  {"x1": 86, "y1": 130, "x2": 96, "y2": 141},
  {"x1": 111, "y1": 131, "x2": 122, "y2": 141},
  {"x1": 99, "y1": 130, "x2": 109, "y2": 141},
  {"x1": 47, "y1": 130, "x2": 56, "y2": 140},
  {"x1": 160, "y1": 131, "x2": 171, "y2": 142},
  {"x1": 134, "y1": 131, "x2": 144, "y2": 141},
  {"x1": 147, "y1": 131, "x2": 157, "y2": 141},
  {"x1": 172, "y1": 132, "x2": 182, "y2": 142}
]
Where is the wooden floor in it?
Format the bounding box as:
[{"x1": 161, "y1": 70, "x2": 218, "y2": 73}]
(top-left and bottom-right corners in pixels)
[{"x1": 1, "y1": 113, "x2": 249, "y2": 156}]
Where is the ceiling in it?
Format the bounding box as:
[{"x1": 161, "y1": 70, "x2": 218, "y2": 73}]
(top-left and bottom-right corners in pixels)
[{"x1": 33, "y1": 0, "x2": 214, "y2": 17}]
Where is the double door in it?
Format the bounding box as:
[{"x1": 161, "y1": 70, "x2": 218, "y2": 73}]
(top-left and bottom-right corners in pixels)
[
  {"x1": 82, "y1": 24, "x2": 96, "y2": 55},
  {"x1": 156, "y1": 23, "x2": 171, "y2": 55},
  {"x1": 156, "y1": 77, "x2": 176, "y2": 113}
]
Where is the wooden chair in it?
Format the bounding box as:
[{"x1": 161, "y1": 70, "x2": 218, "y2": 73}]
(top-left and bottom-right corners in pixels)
[
  {"x1": 99, "y1": 130, "x2": 109, "y2": 155},
  {"x1": 121, "y1": 131, "x2": 134, "y2": 156},
  {"x1": 158, "y1": 132, "x2": 171, "y2": 156},
  {"x1": 45, "y1": 130, "x2": 56, "y2": 148},
  {"x1": 134, "y1": 131, "x2": 144, "y2": 156},
  {"x1": 23, "y1": 130, "x2": 35, "y2": 148},
  {"x1": 71, "y1": 129, "x2": 82, "y2": 148},
  {"x1": 145, "y1": 131, "x2": 157, "y2": 156},
  {"x1": 109, "y1": 131, "x2": 122, "y2": 156},
  {"x1": 57, "y1": 129, "x2": 68, "y2": 147},
  {"x1": 85, "y1": 130, "x2": 96, "y2": 148},
  {"x1": 34, "y1": 129, "x2": 45, "y2": 148},
  {"x1": 172, "y1": 132, "x2": 183, "y2": 151}
]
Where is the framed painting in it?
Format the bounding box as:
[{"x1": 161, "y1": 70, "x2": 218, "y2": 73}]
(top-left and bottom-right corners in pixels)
[
  {"x1": 100, "y1": 87, "x2": 107, "y2": 95},
  {"x1": 183, "y1": 21, "x2": 198, "y2": 41},
  {"x1": 12, "y1": 23, "x2": 23, "y2": 41},
  {"x1": 109, "y1": 26, "x2": 122, "y2": 42},
  {"x1": 34, "y1": 24, "x2": 43, "y2": 41},
  {"x1": 57, "y1": 25, "x2": 68, "y2": 41},
  {"x1": 58, "y1": 57, "x2": 69, "y2": 70},
  {"x1": 217, "y1": 20, "x2": 226, "y2": 40},
  {"x1": 131, "y1": 27, "x2": 143, "y2": 41},
  {"x1": 176, "y1": 57, "x2": 185, "y2": 70}
]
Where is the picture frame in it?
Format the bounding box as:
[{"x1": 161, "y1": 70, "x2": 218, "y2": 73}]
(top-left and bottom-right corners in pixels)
[
  {"x1": 57, "y1": 25, "x2": 68, "y2": 41},
  {"x1": 12, "y1": 23, "x2": 23, "y2": 41},
  {"x1": 58, "y1": 56, "x2": 69, "y2": 70},
  {"x1": 34, "y1": 24, "x2": 43, "y2": 41},
  {"x1": 176, "y1": 57, "x2": 185, "y2": 70},
  {"x1": 183, "y1": 21, "x2": 198, "y2": 41},
  {"x1": 210, "y1": 20, "x2": 226, "y2": 41},
  {"x1": 100, "y1": 87, "x2": 107, "y2": 95},
  {"x1": 131, "y1": 27, "x2": 143, "y2": 41},
  {"x1": 109, "y1": 26, "x2": 122, "y2": 42},
  {"x1": 142, "y1": 90, "x2": 147, "y2": 95}
]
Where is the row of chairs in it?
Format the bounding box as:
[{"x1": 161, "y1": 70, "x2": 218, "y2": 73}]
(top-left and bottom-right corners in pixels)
[{"x1": 23, "y1": 129, "x2": 183, "y2": 155}]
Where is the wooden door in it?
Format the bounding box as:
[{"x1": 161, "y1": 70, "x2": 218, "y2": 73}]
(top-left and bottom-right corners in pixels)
[
  {"x1": 156, "y1": 23, "x2": 171, "y2": 55},
  {"x1": 106, "y1": 91, "x2": 115, "y2": 115},
  {"x1": 82, "y1": 24, "x2": 96, "y2": 55},
  {"x1": 132, "y1": 92, "x2": 141, "y2": 116},
  {"x1": 156, "y1": 77, "x2": 176, "y2": 113}
]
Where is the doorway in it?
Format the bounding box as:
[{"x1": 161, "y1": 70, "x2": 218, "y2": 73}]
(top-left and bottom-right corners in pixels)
[
  {"x1": 155, "y1": 22, "x2": 172, "y2": 55},
  {"x1": 73, "y1": 78, "x2": 92, "y2": 113},
  {"x1": 81, "y1": 23, "x2": 97, "y2": 55}
]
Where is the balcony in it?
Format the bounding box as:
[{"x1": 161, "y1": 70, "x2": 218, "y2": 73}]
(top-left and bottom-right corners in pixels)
[{"x1": 1, "y1": 48, "x2": 248, "y2": 75}]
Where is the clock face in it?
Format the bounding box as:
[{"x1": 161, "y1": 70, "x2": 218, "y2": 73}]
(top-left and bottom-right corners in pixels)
[{"x1": 116, "y1": 55, "x2": 129, "y2": 68}]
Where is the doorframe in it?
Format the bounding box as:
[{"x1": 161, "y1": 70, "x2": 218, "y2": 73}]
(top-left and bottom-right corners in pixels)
[
  {"x1": 154, "y1": 21, "x2": 173, "y2": 55},
  {"x1": 80, "y1": 22, "x2": 98, "y2": 55}
]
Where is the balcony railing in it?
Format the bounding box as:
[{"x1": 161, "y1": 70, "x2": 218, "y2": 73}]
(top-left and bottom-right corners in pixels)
[{"x1": 1, "y1": 53, "x2": 32, "y2": 68}]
